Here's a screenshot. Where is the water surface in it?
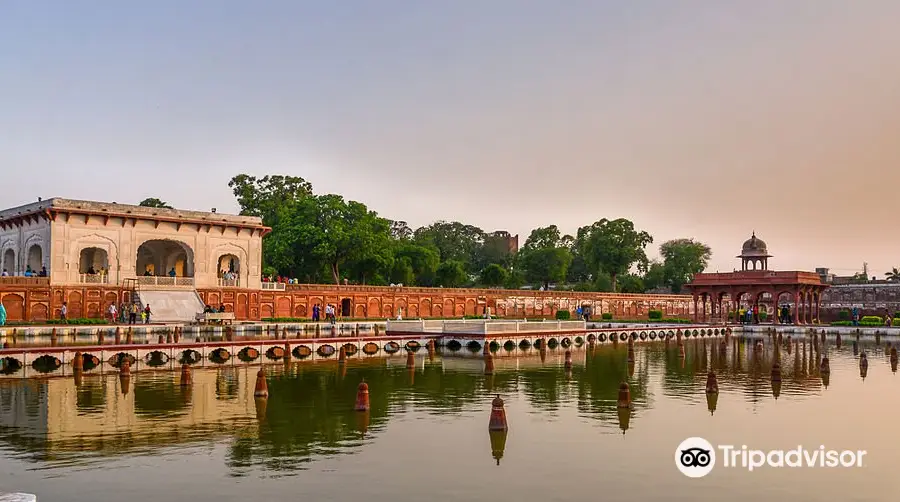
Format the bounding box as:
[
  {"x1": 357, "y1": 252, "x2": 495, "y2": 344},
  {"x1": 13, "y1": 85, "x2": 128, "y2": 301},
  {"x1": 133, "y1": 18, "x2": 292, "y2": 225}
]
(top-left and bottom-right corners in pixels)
[{"x1": 0, "y1": 339, "x2": 897, "y2": 501}]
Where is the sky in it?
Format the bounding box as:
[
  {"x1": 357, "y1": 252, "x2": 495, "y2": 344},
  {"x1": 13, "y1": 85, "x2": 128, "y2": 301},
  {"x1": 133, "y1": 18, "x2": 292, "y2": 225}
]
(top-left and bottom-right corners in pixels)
[{"x1": 2, "y1": 1, "x2": 899, "y2": 277}]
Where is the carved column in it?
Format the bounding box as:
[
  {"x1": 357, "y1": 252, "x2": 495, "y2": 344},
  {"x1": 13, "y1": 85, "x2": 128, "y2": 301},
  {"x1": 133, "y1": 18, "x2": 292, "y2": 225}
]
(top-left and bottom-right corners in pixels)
[{"x1": 793, "y1": 290, "x2": 801, "y2": 324}]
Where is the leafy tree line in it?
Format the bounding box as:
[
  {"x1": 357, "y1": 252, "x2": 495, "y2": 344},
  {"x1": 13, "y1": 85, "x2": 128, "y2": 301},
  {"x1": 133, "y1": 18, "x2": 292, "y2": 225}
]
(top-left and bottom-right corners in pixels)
[{"x1": 220, "y1": 174, "x2": 711, "y2": 293}]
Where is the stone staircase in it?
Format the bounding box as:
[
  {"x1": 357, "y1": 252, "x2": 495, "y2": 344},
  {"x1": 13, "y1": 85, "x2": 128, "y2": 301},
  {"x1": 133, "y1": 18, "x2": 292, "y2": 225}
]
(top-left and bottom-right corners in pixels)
[{"x1": 133, "y1": 290, "x2": 205, "y2": 323}]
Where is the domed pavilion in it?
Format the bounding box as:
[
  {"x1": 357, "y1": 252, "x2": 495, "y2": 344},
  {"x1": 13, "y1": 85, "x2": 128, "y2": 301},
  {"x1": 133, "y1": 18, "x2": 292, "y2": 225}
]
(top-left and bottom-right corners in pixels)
[
  {"x1": 687, "y1": 233, "x2": 828, "y2": 325},
  {"x1": 738, "y1": 232, "x2": 771, "y2": 271}
]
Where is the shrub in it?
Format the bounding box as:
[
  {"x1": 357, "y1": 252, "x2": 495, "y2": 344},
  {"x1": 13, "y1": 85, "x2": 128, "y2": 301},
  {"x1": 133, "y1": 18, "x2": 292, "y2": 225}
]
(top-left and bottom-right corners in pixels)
[
  {"x1": 894, "y1": 312, "x2": 900, "y2": 320},
  {"x1": 831, "y1": 321, "x2": 852, "y2": 326},
  {"x1": 601, "y1": 312, "x2": 613, "y2": 320},
  {"x1": 893, "y1": 318, "x2": 900, "y2": 327},
  {"x1": 555, "y1": 310, "x2": 571, "y2": 320},
  {"x1": 648, "y1": 310, "x2": 663, "y2": 320},
  {"x1": 759, "y1": 311, "x2": 768, "y2": 321},
  {"x1": 861, "y1": 316, "x2": 883, "y2": 324},
  {"x1": 860, "y1": 321, "x2": 883, "y2": 327},
  {"x1": 838, "y1": 310, "x2": 850, "y2": 321},
  {"x1": 45, "y1": 318, "x2": 108, "y2": 325}
]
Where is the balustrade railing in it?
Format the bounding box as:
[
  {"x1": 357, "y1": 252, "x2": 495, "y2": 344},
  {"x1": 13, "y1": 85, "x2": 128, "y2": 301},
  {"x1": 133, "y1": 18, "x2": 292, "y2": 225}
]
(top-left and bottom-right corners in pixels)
[
  {"x1": 0, "y1": 276, "x2": 50, "y2": 286},
  {"x1": 218, "y1": 278, "x2": 240, "y2": 288},
  {"x1": 79, "y1": 273, "x2": 109, "y2": 284},
  {"x1": 135, "y1": 276, "x2": 195, "y2": 287},
  {"x1": 261, "y1": 282, "x2": 286, "y2": 291}
]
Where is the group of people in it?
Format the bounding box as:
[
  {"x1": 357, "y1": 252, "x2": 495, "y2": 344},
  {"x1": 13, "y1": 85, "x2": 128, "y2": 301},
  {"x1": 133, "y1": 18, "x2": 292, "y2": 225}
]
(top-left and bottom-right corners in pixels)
[
  {"x1": 311, "y1": 303, "x2": 337, "y2": 324},
  {"x1": 99, "y1": 302, "x2": 153, "y2": 324},
  {"x1": 203, "y1": 304, "x2": 228, "y2": 314},
  {"x1": 575, "y1": 306, "x2": 592, "y2": 321},
  {"x1": 2, "y1": 265, "x2": 48, "y2": 277},
  {"x1": 778, "y1": 305, "x2": 794, "y2": 324},
  {"x1": 737, "y1": 305, "x2": 762, "y2": 324}
]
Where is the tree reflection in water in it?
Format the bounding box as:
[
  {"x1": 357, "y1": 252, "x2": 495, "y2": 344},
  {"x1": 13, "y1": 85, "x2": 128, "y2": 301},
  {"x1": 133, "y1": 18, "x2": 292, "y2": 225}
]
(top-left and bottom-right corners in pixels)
[{"x1": 0, "y1": 337, "x2": 880, "y2": 473}]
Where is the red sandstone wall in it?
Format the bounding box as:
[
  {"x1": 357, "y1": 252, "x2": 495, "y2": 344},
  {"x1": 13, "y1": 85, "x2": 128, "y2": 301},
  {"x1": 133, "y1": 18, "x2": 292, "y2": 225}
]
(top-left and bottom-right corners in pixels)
[
  {"x1": 198, "y1": 285, "x2": 693, "y2": 321},
  {"x1": 0, "y1": 282, "x2": 693, "y2": 323},
  {"x1": 0, "y1": 282, "x2": 129, "y2": 322}
]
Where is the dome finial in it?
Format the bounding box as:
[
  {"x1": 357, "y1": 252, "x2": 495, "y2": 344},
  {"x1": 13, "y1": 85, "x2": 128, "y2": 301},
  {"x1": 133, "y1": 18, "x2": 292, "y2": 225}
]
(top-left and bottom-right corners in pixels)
[{"x1": 751, "y1": 230, "x2": 755, "y2": 238}]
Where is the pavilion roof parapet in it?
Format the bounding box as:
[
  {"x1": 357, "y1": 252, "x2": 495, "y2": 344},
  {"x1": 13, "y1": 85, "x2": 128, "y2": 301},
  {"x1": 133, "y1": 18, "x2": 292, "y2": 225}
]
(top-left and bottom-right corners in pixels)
[{"x1": 689, "y1": 270, "x2": 827, "y2": 288}]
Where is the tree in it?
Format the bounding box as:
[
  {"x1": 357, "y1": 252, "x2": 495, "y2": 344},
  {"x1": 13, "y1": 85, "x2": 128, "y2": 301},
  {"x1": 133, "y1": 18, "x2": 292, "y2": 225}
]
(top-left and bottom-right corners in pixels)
[
  {"x1": 389, "y1": 257, "x2": 415, "y2": 285},
  {"x1": 435, "y1": 260, "x2": 467, "y2": 288},
  {"x1": 518, "y1": 226, "x2": 573, "y2": 290},
  {"x1": 480, "y1": 264, "x2": 508, "y2": 287},
  {"x1": 477, "y1": 231, "x2": 517, "y2": 269},
  {"x1": 642, "y1": 261, "x2": 667, "y2": 292},
  {"x1": 394, "y1": 242, "x2": 440, "y2": 286},
  {"x1": 617, "y1": 274, "x2": 645, "y2": 293},
  {"x1": 390, "y1": 220, "x2": 414, "y2": 241},
  {"x1": 578, "y1": 218, "x2": 653, "y2": 292},
  {"x1": 659, "y1": 238, "x2": 712, "y2": 293},
  {"x1": 414, "y1": 221, "x2": 485, "y2": 272},
  {"x1": 228, "y1": 174, "x2": 313, "y2": 223},
  {"x1": 139, "y1": 198, "x2": 173, "y2": 209},
  {"x1": 268, "y1": 194, "x2": 392, "y2": 284},
  {"x1": 886, "y1": 268, "x2": 900, "y2": 282}
]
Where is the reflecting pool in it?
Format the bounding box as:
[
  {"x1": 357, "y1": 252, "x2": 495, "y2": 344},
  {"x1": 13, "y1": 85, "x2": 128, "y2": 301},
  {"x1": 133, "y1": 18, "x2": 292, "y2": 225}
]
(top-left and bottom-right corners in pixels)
[{"x1": 0, "y1": 338, "x2": 898, "y2": 501}]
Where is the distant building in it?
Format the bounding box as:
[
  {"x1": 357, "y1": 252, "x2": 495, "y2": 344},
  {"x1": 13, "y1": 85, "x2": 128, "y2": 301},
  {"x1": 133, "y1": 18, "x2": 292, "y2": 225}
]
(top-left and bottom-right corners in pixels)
[{"x1": 482, "y1": 231, "x2": 518, "y2": 262}]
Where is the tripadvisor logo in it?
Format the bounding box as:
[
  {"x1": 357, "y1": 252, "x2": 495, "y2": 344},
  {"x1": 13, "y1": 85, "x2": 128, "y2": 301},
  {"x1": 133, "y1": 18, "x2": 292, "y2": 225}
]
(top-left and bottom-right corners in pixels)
[{"x1": 675, "y1": 437, "x2": 867, "y2": 477}]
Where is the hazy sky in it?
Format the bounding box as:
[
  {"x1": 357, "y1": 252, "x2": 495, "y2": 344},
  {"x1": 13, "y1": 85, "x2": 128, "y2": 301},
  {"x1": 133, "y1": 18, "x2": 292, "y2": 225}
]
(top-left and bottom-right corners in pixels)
[{"x1": 2, "y1": 1, "x2": 899, "y2": 276}]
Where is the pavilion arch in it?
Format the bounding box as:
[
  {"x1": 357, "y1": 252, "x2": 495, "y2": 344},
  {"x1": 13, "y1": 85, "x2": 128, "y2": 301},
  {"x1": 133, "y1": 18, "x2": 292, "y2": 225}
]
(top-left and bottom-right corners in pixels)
[
  {"x1": 26, "y1": 244, "x2": 43, "y2": 272},
  {"x1": 71, "y1": 234, "x2": 120, "y2": 282},
  {"x1": 211, "y1": 243, "x2": 248, "y2": 285},
  {"x1": 136, "y1": 239, "x2": 194, "y2": 277},
  {"x1": 79, "y1": 247, "x2": 109, "y2": 274},
  {"x1": 1, "y1": 247, "x2": 15, "y2": 274}
]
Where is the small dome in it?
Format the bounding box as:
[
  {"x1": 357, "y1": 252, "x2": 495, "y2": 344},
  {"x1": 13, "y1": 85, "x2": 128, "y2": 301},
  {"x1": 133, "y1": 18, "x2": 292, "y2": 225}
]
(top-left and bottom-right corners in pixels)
[{"x1": 742, "y1": 232, "x2": 768, "y2": 253}]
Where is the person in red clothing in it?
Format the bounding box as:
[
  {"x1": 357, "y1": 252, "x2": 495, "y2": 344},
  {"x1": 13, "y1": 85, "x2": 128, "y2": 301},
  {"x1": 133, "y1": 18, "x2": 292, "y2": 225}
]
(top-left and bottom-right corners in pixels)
[{"x1": 752, "y1": 305, "x2": 759, "y2": 324}]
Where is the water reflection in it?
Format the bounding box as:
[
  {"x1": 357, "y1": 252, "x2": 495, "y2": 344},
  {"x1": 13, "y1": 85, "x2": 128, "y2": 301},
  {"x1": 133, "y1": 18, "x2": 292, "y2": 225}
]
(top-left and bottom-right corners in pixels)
[{"x1": 0, "y1": 338, "x2": 896, "y2": 475}]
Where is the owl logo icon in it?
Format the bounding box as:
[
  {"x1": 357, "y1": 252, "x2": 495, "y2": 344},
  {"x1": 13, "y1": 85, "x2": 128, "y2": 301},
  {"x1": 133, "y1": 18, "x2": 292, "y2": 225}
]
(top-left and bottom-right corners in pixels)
[{"x1": 675, "y1": 438, "x2": 716, "y2": 477}]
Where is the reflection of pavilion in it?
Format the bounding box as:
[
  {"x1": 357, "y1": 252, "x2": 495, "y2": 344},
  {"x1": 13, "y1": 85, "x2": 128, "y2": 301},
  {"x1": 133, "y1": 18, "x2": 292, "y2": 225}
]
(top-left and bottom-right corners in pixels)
[
  {"x1": 687, "y1": 233, "x2": 828, "y2": 324},
  {"x1": 0, "y1": 367, "x2": 258, "y2": 453}
]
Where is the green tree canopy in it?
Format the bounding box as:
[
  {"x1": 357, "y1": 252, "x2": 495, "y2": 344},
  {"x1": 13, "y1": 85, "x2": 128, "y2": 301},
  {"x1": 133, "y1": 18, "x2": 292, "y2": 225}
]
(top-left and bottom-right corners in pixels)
[
  {"x1": 578, "y1": 218, "x2": 653, "y2": 292},
  {"x1": 659, "y1": 238, "x2": 711, "y2": 293},
  {"x1": 435, "y1": 260, "x2": 467, "y2": 288},
  {"x1": 480, "y1": 264, "x2": 509, "y2": 287},
  {"x1": 229, "y1": 174, "x2": 313, "y2": 223},
  {"x1": 477, "y1": 231, "x2": 517, "y2": 269},
  {"x1": 414, "y1": 221, "x2": 484, "y2": 272},
  {"x1": 642, "y1": 261, "x2": 667, "y2": 292},
  {"x1": 267, "y1": 194, "x2": 392, "y2": 284},
  {"x1": 138, "y1": 198, "x2": 173, "y2": 209},
  {"x1": 518, "y1": 225, "x2": 572, "y2": 290},
  {"x1": 394, "y1": 242, "x2": 440, "y2": 286}
]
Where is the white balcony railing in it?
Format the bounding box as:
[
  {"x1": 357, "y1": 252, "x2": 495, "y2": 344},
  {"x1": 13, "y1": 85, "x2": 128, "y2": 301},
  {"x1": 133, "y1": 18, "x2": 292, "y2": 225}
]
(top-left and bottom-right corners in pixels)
[
  {"x1": 136, "y1": 276, "x2": 195, "y2": 287},
  {"x1": 261, "y1": 282, "x2": 286, "y2": 291},
  {"x1": 218, "y1": 278, "x2": 240, "y2": 287},
  {"x1": 79, "y1": 273, "x2": 109, "y2": 284}
]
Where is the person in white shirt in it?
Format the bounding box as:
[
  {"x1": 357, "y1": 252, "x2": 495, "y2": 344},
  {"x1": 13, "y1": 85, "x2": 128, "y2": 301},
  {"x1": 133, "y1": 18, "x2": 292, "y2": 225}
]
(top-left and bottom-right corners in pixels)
[
  {"x1": 1, "y1": 269, "x2": 8, "y2": 277},
  {"x1": 60, "y1": 302, "x2": 68, "y2": 323},
  {"x1": 108, "y1": 303, "x2": 118, "y2": 324}
]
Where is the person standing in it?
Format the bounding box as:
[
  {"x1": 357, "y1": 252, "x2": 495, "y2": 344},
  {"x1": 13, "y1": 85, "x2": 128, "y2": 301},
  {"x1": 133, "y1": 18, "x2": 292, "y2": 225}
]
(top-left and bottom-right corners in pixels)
[
  {"x1": 0, "y1": 302, "x2": 6, "y2": 326},
  {"x1": 108, "y1": 303, "x2": 118, "y2": 324},
  {"x1": 129, "y1": 303, "x2": 138, "y2": 325},
  {"x1": 312, "y1": 304, "x2": 320, "y2": 322},
  {"x1": 143, "y1": 304, "x2": 152, "y2": 324},
  {"x1": 60, "y1": 302, "x2": 68, "y2": 323}
]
